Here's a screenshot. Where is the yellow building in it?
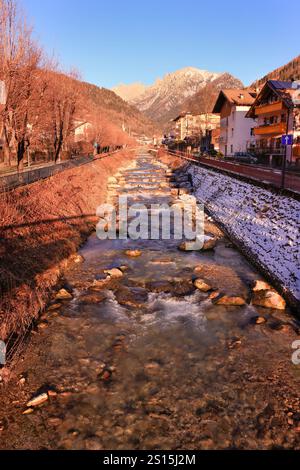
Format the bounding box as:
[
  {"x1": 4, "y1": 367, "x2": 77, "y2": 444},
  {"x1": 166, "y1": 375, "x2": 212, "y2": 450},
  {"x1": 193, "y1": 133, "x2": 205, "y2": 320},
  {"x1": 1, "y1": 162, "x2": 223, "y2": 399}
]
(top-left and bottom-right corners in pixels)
[{"x1": 172, "y1": 112, "x2": 220, "y2": 141}]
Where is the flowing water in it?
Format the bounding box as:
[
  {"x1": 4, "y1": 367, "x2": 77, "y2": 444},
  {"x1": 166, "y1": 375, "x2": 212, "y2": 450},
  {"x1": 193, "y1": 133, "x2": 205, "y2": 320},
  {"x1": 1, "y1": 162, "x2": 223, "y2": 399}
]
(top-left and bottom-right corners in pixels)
[{"x1": 0, "y1": 151, "x2": 300, "y2": 450}]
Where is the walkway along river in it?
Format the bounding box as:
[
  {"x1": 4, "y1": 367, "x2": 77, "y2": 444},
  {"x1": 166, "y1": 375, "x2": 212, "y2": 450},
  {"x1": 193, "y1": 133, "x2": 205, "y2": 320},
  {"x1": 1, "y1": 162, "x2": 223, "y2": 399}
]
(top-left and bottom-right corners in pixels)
[{"x1": 0, "y1": 150, "x2": 300, "y2": 450}]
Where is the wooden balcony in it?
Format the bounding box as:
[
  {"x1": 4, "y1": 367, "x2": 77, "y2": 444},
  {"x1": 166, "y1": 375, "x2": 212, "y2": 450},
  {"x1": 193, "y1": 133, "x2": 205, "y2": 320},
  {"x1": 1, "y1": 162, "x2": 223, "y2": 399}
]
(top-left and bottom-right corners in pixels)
[
  {"x1": 255, "y1": 101, "x2": 285, "y2": 115},
  {"x1": 254, "y1": 122, "x2": 286, "y2": 136}
]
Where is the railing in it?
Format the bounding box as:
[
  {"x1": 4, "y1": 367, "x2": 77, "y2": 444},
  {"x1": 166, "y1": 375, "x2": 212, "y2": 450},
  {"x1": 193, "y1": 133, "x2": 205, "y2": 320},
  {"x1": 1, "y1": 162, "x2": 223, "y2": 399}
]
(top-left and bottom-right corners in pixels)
[
  {"x1": 248, "y1": 147, "x2": 285, "y2": 156},
  {"x1": 254, "y1": 122, "x2": 286, "y2": 135},
  {"x1": 0, "y1": 147, "x2": 135, "y2": 192},
  {"x1": 254, "y1": 101, "x2": 284, "y2": 115}
]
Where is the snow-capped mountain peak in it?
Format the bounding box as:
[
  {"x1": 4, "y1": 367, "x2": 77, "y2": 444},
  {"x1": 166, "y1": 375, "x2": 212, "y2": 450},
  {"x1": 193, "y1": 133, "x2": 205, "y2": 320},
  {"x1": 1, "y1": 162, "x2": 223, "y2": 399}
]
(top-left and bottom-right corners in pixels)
[{"x1": 112, "y1": 67, "x2": 222, "y2": 122}]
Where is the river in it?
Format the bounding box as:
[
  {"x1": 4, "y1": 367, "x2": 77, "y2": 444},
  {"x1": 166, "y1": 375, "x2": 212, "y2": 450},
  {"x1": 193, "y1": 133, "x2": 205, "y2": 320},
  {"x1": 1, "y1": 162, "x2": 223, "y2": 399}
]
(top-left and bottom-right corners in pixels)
[{"x1": 0, "y1": 150, "x2": 299, "y2": 450}]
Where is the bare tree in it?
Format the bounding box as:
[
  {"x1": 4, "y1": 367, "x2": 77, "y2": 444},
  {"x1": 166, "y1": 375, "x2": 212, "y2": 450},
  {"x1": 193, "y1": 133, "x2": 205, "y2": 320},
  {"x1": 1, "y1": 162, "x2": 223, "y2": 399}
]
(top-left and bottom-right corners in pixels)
[
  {"x1": 0, "y1": 0, "x2": 45, "y2": 168},
  {"x1": 45, "y1": 71, "x2": 81, "y2": 162}
]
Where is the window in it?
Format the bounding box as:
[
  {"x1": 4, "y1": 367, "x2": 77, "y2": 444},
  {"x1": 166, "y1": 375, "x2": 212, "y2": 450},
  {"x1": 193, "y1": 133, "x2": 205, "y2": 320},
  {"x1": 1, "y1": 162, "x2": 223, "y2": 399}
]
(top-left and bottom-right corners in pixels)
[
  {"x1": 231, "y1": 144, "x2": 233, "y2": 154},
  {"x1": 250, "y1": 128, "x2": 254, "y2": 136},
  {"x1": 231, "y1": 128, "x2": 234, "y2": 137}
]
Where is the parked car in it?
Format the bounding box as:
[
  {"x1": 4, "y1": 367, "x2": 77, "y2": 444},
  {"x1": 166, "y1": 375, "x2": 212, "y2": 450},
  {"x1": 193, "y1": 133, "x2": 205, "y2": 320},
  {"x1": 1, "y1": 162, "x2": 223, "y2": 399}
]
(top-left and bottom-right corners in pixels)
[{"x1": 233, "y1": 152, "x2": 258, "y2": 164}]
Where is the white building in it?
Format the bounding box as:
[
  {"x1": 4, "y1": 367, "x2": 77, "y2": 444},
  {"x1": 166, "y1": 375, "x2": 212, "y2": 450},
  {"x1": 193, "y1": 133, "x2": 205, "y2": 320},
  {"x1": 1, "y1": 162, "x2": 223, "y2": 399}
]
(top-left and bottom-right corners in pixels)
[
  {"x1": 0, "y1": 81, "x2": 6, "y2": 105},
  {"x1": 213, "y1": 89, "x2": 257, "y2": 156},
  {"x1": 74, "y1": 120, "x2": 92, "y2": 142}
]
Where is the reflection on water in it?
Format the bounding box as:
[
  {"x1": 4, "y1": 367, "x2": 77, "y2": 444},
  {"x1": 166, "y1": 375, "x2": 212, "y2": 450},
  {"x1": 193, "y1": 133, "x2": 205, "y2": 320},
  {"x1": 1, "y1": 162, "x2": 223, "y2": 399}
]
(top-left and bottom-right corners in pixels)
[{"x1": 1, "y1": 152, "x2": 300, "y2": 450}]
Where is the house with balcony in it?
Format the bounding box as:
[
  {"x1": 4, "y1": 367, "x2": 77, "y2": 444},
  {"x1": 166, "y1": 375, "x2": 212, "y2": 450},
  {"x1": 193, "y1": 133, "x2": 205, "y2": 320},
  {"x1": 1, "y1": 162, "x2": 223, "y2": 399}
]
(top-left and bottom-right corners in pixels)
[
  {"x1": 212, "y1": 89, "x2": 257, "y2": 157},
  {"x1": 246, "y1": 80, "x2": 300, "y2": 166}
]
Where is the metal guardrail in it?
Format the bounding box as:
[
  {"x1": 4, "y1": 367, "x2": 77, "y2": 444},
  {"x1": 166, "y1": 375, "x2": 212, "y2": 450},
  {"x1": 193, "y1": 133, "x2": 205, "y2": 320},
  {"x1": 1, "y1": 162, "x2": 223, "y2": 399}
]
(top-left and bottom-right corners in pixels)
[
  {"x1": 0, "y1": 148, "x2": 137, "y2": 193},
  {"x1": 162, "y1": 149, "x2": 300, "y2": 198}
]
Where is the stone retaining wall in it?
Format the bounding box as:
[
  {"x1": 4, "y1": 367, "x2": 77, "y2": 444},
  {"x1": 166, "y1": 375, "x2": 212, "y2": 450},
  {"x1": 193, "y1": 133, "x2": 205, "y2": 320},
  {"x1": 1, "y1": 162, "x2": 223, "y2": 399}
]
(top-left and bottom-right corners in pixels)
[{"x1": 185, "y1": 163, "x2": 300, "y2": 311}]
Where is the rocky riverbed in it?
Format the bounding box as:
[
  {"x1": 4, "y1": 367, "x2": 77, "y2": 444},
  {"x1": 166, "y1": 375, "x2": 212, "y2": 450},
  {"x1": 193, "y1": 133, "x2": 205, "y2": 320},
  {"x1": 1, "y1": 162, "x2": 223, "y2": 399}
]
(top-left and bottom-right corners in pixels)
[{"x1": 0, "y1": 151, "x2": 300, "y2": 450}]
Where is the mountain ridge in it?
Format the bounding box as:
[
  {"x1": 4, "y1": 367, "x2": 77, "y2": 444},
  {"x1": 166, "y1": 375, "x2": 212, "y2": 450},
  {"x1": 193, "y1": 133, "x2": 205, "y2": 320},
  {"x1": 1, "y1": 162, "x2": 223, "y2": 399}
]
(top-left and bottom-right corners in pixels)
[
  {"x1": 113, "y1": 67, "x2": 222, "y2": 125},
  {"x1": 251, "y1": 54, "x2": 300, "y2": 88}
]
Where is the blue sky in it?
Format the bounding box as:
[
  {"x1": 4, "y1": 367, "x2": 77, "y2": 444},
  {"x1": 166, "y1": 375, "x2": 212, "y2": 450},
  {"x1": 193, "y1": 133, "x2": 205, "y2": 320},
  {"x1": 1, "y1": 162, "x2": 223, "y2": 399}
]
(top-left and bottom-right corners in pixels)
[{"x1": 24, "y1": 0, "x2": 300, "y2": 89}]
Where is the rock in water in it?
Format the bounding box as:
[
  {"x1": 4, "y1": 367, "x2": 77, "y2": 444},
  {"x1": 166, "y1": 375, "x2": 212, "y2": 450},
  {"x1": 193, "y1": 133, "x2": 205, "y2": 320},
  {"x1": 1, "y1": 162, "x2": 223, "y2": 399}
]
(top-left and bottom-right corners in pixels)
[
  {"x1": 214, "y1": 295, "x2": 246, "y2": 306},
  {"x1": 202, "y1": 236, "x2": 217, "y2": 251},
  {"x1": 56, "y1": 289, "x2": 73, "y2": 300},
  {"x1": 194, "y1": 279, "x2": 212, "y2": 292},
  {"x1": 104, "y1": 268, "x2": 123, "y2": 279},
  {"x1": 79, "y1": 292, "x2": 107, "y2": 304},
  {"x1": 125, "y1": 250, "x2": 142, "y2": 258},
  {"x1": 26, "y1": 393, "x2": 49, "y2": 407},
  {"x1": 178, "y1": 236, "x2": 217, "y2": 252},
  {"x1": 252, "y1": 290, "x2": 286, "y2": 310},
  {"x1": 255, "y1": 316, "x2": 267, "y2": 325},
  {"x1": 252, "y1": 280, "x2": 272, "y2": 291}
]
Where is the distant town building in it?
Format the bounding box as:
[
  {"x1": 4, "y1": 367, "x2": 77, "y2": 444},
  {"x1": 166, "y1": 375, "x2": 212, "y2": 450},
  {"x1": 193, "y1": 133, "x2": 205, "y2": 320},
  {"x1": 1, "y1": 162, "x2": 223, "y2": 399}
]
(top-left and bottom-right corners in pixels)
[
  {"x1": 213, "y1": 89, "x2": 257, "y2": 156},
  {"x1": 0, "y1": 81, "x2": 6, "y2": 105},
  {"x1": 200, "y1": 127, "x2": 221, "y2": 153},
  {"x1": 0, "y1": 82, "x2": 6, "y2": 160},
  {"x1": 172, "y1": 112, "x2": 220, "y2": 141},
  {"x1": 74, "y1": 120, "x2": 92, "y2": 142},
  {"x1": 246, "y1": 80, "x2": 300, "y2": 165}
]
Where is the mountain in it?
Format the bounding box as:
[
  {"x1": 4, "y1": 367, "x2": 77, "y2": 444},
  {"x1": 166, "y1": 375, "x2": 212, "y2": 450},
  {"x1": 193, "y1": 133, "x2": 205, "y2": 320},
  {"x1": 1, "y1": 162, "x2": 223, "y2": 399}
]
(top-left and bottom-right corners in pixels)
[
  {"x1": 252, "y1": 54, "x2": 300, "y2": 88},
  {"x1": 80, "y1": 81, "x2": 158, "y2": 137},
  {"x1": 179, "y1": 73, "x2": 244, "y2": 117},
  {"x1": 112, "y1": 82, "x2": 147, "y2": 102},
  {"x1": 121, "y1": 67, "x2": 221, "y2": 125}
]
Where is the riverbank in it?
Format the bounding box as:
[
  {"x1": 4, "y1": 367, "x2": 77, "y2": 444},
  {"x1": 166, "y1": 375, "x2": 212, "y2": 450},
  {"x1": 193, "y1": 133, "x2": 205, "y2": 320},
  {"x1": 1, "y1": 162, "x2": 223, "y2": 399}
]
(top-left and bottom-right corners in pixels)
[
  {"x1": 0, "y1": 148, "x2": 136, "y2": 347},
  {"x1": 158, "y1": 150, "x2": 300, "y2": 313}
]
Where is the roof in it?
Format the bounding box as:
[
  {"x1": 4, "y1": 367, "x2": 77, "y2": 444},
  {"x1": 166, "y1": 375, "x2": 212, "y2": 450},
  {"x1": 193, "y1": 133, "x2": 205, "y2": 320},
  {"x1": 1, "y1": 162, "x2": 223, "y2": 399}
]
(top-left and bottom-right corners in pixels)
[
  {"x1": 212, "y1": 89, "x2": 256, "y2": 113},
  {"x1": 268, "y1": 80, "x2": 294, "y2": 89},
  {"x1": 173, "y1": 112, "x2": 192, "y2": 122},
  {"x1": 246, "y1": 80, "x2": 297, "y2": 118}
]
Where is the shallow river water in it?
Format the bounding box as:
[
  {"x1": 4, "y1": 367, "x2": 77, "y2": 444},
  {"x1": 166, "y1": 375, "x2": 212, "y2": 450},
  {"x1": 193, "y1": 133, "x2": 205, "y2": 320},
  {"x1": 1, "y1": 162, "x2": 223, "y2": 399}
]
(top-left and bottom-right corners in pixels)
[{"x1": 0, "y1": 151, "x2": 300, "y2": 450}]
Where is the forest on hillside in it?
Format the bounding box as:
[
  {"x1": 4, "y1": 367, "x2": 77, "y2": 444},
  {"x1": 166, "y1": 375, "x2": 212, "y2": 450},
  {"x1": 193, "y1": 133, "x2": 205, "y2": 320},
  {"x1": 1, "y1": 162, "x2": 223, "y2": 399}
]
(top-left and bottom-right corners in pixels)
[{"x1": 252, "y1": 55, "x2": 300, "y2": 87}]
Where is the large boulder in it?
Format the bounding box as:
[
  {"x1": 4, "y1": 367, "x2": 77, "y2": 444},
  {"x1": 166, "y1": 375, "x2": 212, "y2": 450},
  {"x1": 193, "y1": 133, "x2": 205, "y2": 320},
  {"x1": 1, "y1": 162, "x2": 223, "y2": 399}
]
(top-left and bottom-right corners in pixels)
[{"x1": 252, "y1": 289, "x2": 286, "y2": 310}]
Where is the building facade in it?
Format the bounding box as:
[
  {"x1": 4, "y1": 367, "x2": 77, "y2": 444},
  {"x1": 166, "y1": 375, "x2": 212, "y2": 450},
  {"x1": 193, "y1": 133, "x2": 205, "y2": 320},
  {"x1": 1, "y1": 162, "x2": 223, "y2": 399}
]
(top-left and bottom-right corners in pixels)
[
  {"x1": 213, "y1": 89, "x2": 257, "y2": 156},
  {"x1": 0, "y1": 82, "x2": 6, "y2": 162},
  {"x1": 172, "y1": 112, "x2": 220, "y2": 142},
  {"x1": 74, "y1": 120, "x2": 92, "y2": 143},
  {"x1": 246, "y1": 80, "x2": 300, "y2": 165}
]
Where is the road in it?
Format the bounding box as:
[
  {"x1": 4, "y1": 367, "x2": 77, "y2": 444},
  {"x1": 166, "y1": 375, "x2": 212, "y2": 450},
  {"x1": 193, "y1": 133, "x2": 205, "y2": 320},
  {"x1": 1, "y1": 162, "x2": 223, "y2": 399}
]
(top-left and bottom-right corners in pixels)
[{"x1": 168, "y1": 151, "x2": 300, "y2": 194}]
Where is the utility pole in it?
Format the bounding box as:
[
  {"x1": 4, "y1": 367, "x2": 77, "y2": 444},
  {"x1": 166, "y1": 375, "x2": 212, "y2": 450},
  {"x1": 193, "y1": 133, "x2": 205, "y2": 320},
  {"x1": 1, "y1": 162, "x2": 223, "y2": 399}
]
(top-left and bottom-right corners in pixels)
[{"x1": 281, "y1": 106, "x2": 292, "y2": 190}]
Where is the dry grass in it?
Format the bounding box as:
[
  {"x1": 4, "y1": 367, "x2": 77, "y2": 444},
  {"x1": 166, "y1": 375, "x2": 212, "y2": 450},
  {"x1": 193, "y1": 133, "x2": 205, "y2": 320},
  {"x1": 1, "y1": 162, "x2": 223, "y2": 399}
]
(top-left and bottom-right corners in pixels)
[{"x1": 0, "y1": 149, "x2": 133, "y2": 342}]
